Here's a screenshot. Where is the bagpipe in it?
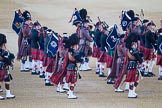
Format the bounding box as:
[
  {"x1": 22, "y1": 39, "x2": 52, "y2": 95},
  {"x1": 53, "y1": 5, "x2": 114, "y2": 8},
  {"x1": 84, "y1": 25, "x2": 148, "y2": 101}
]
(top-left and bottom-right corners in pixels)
[
  {"x1": 69, "y1": 8, "x2": 95, "y2": 27},
  {"x1": 0, "y1": 50, "x2": 15, "y2": 68},
  {"x1": 71, "y1": 51, "x2": 85, "y2": 64},
  {"x1": 97, "y1": 16, "x2": 109, "y2": 29},
  {"x1": 120, "y1": 9, "x2": 146, "y2": 32},
  {"x1": 135, "y1": 9, "x2": 145, "y2": 22},
  {"x1": 0, "y1": 50, "x2": 15, "y2": 83}
]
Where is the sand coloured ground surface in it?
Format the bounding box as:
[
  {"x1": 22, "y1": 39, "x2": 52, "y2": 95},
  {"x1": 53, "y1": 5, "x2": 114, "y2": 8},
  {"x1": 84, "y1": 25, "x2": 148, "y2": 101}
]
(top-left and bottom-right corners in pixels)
[{"x1": 0, "y1": 0, "x2": 162, "y2": 108}]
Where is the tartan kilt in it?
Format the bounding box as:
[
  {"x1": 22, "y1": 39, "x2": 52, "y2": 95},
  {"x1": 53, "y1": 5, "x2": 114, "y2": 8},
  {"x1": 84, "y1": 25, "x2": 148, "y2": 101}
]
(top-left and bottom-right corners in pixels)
[
  {"x1": 78, "y1": 45, "x2": 92, "y2": 57},
  {"x1": 98, "y1": 51, "x2": 107, "y2": 63},
  {"x1": 106, "y1": 54, "x2": 113, "y2": 68},
  {"x1": 50, "y1": 69, "x2": 66, "y2": 86},
  {"x1": 43, "y1": 55, "x2": 48, "y2": 67},
  {"x1": 0, "y1": 69, "x2": 7, "y2": 82},
  {"x1": 31, "y1": 48, "x2": 39, "y2": 60},
  {"x1": 46, "y1": 58, "x2": 56, "y2": 73},
  {"x1": 66, "y1": 70, "x2": 77, "y2": 84},
  {"x1": 38, "y1": 50, "x2": 44, "y2": 61},
  {"x1": 156, "y1": 54, "x2": 162, "y2": 66},
  {"x1": 144, "y1": 48, "x2": 156, "y2": 60},
  {"x1": 139, "y1": 46, "x2": 145, "y2": 53},
  {"x1": 19, "y1": 42, "x2": 31, "y2": 57},
  {"x1": 92, "y1": 46, "x2": 100, "y2": 58},
  {"x1": 125, "y1": 69, "x2": 137, "y2": 82}
]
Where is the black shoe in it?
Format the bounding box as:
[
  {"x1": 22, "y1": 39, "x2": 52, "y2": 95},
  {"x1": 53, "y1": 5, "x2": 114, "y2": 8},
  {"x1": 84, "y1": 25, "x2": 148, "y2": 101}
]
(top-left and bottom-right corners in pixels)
[
  {"x1": 107, "y1": 80, "x2": 115, "y2": 84},
  {"x1": 0, "y1": 89, "x2": 3, "y2": 92},
  {"x1": 99, "y1": 74, "x2": 107, "y2": 77},
  {"x1": 140, "y1": 70, "x2": 145, "y2": 76},
  {"x1": 31, "y1": 72, "x2": 39, "y2": 75},
  {"x1": 96, "y1": 71, "x2": 99, "y2": 74},
  {"x1": 158, "y1": 76, "x2": 162, "y2": 80},
  {"x1": 45, "y1": 83, "x2": 53, "y2": 86},
  {"x1": 143, "y1": 72, "x2": 152, "y2": 77},
  {"x1": 6, "y1": 96, "x2": 15, "y2": 99},
  {"x1": 148, "y1": 72, "x2": 155, "y2": 77},
  {"x1": 25, "y1": 67, "x2": 32, "y2": 70},
  {"x1": 20, "y1": 69, "x2": 30, "y2": 72},
  {"x1": 39, "y1": 74, "x2": 45, "y2": 78},
  {"x1": 0, "y1": 97, "x2": 5, "y2": 100},
  {"x1": 128, "y1": 96, "x2": 137, "y2": 98},
  {"x1": 99, "y1": 72, "x2": 107, "y2": 77}
]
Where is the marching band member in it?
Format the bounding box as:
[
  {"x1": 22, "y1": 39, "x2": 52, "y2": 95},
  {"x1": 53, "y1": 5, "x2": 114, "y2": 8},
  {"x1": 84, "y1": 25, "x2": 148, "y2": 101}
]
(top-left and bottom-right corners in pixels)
[
  {"x1": 93, "y1": 22, "x2": 103, "y2": 74},
  {"x1": 125, "y1": 32, "x2": 143, "y2": 98},
  {"x1": 30, "y1": 21, "x2": 41, "y2": 75},
  {"x1": 79, "y1": 20, "x2": 93, "y2": 71},
  {"x1": 38, "y1": 26, "x2": 48, "y2": 78},
  {"x1": 98, "y1": 26, "x2": 108, "y2": 77},
  {"x1": 17, "y1": 10, "x2": 32, "y2": 72},
  {"x1": 109, "y1": 34, "x2": 125, "y2": 92},
  {"x1": 44, "y1": 29, "x2": 56, "y2": 86},
  {"x1": 66, "y1": 33, "x2": 84, "y2": 99},
  {"x1": 0, "y1": 33, "x2": 15, "y2": 100},
  {"x1": 143, "y1": 22, "x2": 157, "y2": 77},
  {"x1": 157, "y1": 21, "x2": 162, "y2": 80}
]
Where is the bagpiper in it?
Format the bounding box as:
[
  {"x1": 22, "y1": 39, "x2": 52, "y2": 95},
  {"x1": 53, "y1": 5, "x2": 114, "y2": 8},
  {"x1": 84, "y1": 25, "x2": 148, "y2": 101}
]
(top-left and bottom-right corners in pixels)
[
  {"x1": 17, "y1": 10, "x2": 32, "y2": 72},
  {"x1": 0, "y1": 33, "x2": 15, "y2": 100},
  {"x1": 30, "y1": 21, "x2": 41, "y2": 75},
  {"x1": 38, "y1": 26, "x2": 48, "y2": 78},
  {"x1": 157, "y1": 20, "x2": 162, "y2": 80},
  {"x1": 79, "y1": 19, "x2": 93, "y2": 71},
  {"x1": 92, "y1": 22, "x2": 103, "y2": 74},
  {"x1": 66, "y1": 33, "x2": 84, "y2": 99},
  {"x1": 143, "y1": 21, "x2": 157, "y2": 77},
  {"x1": 125, "y1": 32, "x2": 143, "y2": 98}
]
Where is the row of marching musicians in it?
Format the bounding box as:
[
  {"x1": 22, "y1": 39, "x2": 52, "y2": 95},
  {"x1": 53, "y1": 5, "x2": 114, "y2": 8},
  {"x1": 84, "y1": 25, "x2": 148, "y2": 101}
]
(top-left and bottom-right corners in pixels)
[
  {"x1": 3, "y1": 8, "x2": 161, "y2": 100},
  {"x1": 11, "y1": 9, "x2": 86, "y2": 99},
  {"x1": 91, "y1": 10, "x2": 162, "y2": 98}
]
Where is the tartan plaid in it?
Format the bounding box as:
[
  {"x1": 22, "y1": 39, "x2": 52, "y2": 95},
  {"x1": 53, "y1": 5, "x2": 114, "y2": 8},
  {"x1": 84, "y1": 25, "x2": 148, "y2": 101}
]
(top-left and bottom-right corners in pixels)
[
  {"x1": 144, "y1": 48, "x2": 155, "y2": 60},
  {"x1": 66, "y1": 70, "x2": 77, "y2": 84},
  {"x1": 19, "y1": 42, "x2": 31, "y2": 57},
  {"x1": 46, "y1": 58, "x2": 56, "y2": 73},
  {"x1": 43, "y1": 56, "x2": 48, "y2": 67},
  {"x1": 139, "y1": 46, "x2": 145, "y2": 53},
  {"x1": 31, "y1": 48, "x2": 39, "y2": 60},
  {"x1": 157, "y1": 54, "x2": 162, "y2": 66},
  {"x1": 98, "y1": 51, "x2": 107, "y2": 63},
  {"x1": 106, "y1": 54, "x2": 113, "y2": 68},
  {"x1": 50, "y1": 69, "x2": 66, "y2": 86},
  {"x1": 125, "y1": 69, "x2": 137, "y2": 82},
  {"x1": 0, "y1": 69, "x2": 7, "y2": 82},
  {"x1": 92, "y1": 46, "x2": 100, "y2": 58},
  {"x1": 38, "y1": 50, "x2": 44, "y2": 61}
]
